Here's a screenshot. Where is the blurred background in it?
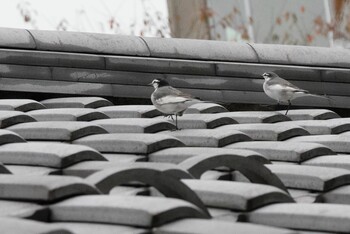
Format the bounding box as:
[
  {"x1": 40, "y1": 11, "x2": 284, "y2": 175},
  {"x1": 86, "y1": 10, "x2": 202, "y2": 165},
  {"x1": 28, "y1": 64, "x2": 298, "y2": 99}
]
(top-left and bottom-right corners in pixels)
[{"x1": 1, "y1": 0, "x2": 350, "y2": 47}]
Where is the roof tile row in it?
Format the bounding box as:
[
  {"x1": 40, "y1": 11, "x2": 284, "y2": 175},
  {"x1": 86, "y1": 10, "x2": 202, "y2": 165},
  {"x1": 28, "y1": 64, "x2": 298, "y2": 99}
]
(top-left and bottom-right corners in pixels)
[
  {"x1": 2, "y1": 28, "x2": 350, "y2": 69},
  {"x1": 0, "y1": 96, "x2": 349, "y2": 233}
]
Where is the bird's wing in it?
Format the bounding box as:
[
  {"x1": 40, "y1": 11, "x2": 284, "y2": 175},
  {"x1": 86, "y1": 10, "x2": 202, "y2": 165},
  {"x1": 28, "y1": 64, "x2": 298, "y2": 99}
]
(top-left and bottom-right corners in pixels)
[
  {"x1": 272, "y1": 77, "x2": 308, "y2": 93},
  {"x1": 153, "y1": 86, "x2": 195, "y2": 104},
  {"x1": 156, "y1": 95, "x2": 192, "y2": 104},
  {"x1": 168, "y1": 86, "x2": 195, "y2": 98}
]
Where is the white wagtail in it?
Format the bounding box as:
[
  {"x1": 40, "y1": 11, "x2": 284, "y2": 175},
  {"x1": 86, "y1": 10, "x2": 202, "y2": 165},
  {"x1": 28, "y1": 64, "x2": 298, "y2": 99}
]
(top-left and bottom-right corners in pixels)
[
  {"x1": 150, "y1": 78, "x2": 200, "y2": 130},
  {"x1": 262, "y1": 72, "x2": 330, "y2": 115}
]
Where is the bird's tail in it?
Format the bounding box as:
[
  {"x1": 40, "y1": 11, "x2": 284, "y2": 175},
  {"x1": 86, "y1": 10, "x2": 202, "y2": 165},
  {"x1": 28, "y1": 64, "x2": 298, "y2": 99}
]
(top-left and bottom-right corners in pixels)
[
  {"x1": 293, "y1": 90, "x2": 332, "y2": 100},
  {"x1": 306, "y1": 93, "x2": 334, "y2": 101},
  {"x1": 294, "y1": 92, "x2": 334, "y2": 106}
]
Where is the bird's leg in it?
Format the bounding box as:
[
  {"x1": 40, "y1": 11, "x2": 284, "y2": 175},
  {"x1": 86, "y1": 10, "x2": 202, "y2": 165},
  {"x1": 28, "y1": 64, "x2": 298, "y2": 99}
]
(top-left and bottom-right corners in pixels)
[
  {"x1": 169, "y1": 114, "x2": 179, "y2": 131},
  {"x1": 169, "y1": 114, "x2": 181, "y2": 131},
  {"x1": 275, "y1": 101, "x2": 281, "y2": 111},
  {"x1": 175, "y1": 114, "x2": 179, "y2": 130},
  {"x1": 285, "y1": 100, "x2": 291, "y2": 115}
]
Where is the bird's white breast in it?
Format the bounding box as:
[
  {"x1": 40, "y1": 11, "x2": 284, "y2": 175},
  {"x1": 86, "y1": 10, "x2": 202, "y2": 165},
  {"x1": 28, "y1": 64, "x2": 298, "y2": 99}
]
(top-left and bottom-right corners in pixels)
[{"x1": 263, "y1": 82, "x2": 294, "y2": 103}]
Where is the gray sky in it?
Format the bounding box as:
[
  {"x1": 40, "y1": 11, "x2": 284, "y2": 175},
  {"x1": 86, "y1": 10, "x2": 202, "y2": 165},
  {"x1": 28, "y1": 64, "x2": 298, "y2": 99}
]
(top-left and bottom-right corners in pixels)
[{"x1": 0, "y1": 0, "x2": 168, "y2": 36}]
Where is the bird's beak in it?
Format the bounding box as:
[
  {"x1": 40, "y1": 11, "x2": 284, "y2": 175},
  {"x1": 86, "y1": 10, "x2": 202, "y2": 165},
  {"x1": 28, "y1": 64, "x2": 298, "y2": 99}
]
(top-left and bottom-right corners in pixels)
[{"x1": 148, "y1": 82, "x2": 152, "y2": 86}]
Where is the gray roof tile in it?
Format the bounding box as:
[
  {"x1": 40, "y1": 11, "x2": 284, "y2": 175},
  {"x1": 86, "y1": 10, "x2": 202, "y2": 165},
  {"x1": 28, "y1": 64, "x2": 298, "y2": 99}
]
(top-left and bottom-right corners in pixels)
[
  {"x1": 200, "y1": 170, "x2": 232, "y2": 180},
  {"x1": 216, "y1": 111, "x2": 290, "y2": 123},
  {"x1": 0, "y1": 63, "x2": 51, "y2": 80},
  {"x1": 0, "y1": 28, "x2": 36, "y2": 49},
  {"x1": 63, "y1": 161, "x2": 149, "y2": 178},
  {"x1": 73, "y1": 133, "x2": 184, "y2": 154},
  {"x1": 53, "y1": 222, "x2": 147, "y2": 234},
  {"x1": 0, "y1": 99, "x2": 45, "y2": 112},
  {"x1": 0, "y1": 175, "x2": 99, "y2": 202},
  {"x1": 0, "y1": 129, "x2": 26, "y2": 145},
  {"x1": 6, "y1": 165, "x2": 59, "y2": 176},
  {"x1": 155, "y1": 218, "x2": 298, "y2": 234},
  {"x1": 325, "y1": 118, "x2": 350, "y2": 133},
  {"x1": 52, "y1": 67, "x2": 160, "y2": 89},
  {"x1": 0, "y1": 77, "x2": 114, "y2": 97},
  {"x1": 288, "y1": 135, "x2": 350, "y2": 153},
  {"x1": 216, "y1": 123, "x2": 309, "y2": 141},
  {"x1": 84, "y1": 165, "x2": 210, "y2": 216},
  {"x1": 0, "y1": 49, "x2": 105, "y2": 69},
  {"x1": 0, "y1": 111, "x2": 36, "y2": 128},
  {"x1": 276, "y1": 109, "x2": 340, "y2": 120},
  {"x1": 110, "y1": 186, "x2": 149, "y2": 196},
  {"x1": 106, "y1": 55, "x2": 215, "y2": 75},
  {"x1": 239, "y1": 203, "x2": 350, "y2": 233},
  {"x1": 266, "y1": 164, "x2": 350, "y2": 191},
  {"x1": 342, "y1": 131, "x2": 350, "y2": 136},
  {"x1": 276, "y1": 120, "x2": 333, "y2": 135},
  {"x1": 226, "y1": 141, "x2": 334, "y2": 162},
  {"x1": 84, "y1": 163, "x2": 193, "y2": 185},
  {"x1": 0, "y1": 217, "x2": 72, "y2": 234},
  {"x1": 91, "y1": 118, "x2": 175, "y2": 133},
  {"x1": 288, "y1": 189, "x2": 319, "y2": 203},
  {"x1": 102, "y1": 153, "x2": 146, "y2": 162},
  {"x1": 303, "y1": 155, "x2": 350, "y2": 170},
  {"x1": 30, "y1": 30, "x2": 150, "y2": 56},
  {"x1": 283, "y1": 118, "x2": 350, "y2": 135},
  {"x1": 279, "y1": 109, "x2": 340, "y2": 120},
  {"x1": 250, "y1": 43, "x2": 350, "y2": 68},
  {"x1": 142, "y1": 37, "x2": 258, "y2": 62},
  {"x1": 182, "y1": 180, "x2": 293, "y2": 211},
  {"x1": 0, "y1": 162, "x2": 11, "y2": 174},
  {"x1": 3, "y1": 28, "x2": 350, "y2": 233},
  {"x1": 179, "y1": 154, "x2": 287, "y2": 192},
  {"x1": 41, "y1": 97, "x2": 113, "y2": 109},
  {"x1": 207, "y1": 208, "x2": 240, "y2": 221},
  {"x1": 317, "y1": 185, "x2": 350, "y2": 205},
  {"x1": 94, "y1": 172, "x2": 199, "y2": 201},
  {"x1": 149, "y1": 147, "x2": 269, "y2": 164},
  {"x1": 27, "y1": 108, "x2": 109, "y2": 121},
  {"x1": 50, "y1": 195, "x2": 208, "y2": 227},
  {"x1": 98, "y1": 105, "x2": 161, "y2": 118},
  {"x1": 7, "y1": 121, "x2": 108, "y2": 141},
  {"x1": 215, "y1": 62, "x2": 320, "y2": 81},
  {"x1": 163, "y1": 129, "x2": 251, "y2": 147},
  {"x1": 0, "y1": 200, "x2": 48, "y2": 220},
  {"x1": 0, "y1": 142, "x2": 106, "y2": 168},
  {"x1": 174, "y1": 114, "x2": 236, "y2": 129}
]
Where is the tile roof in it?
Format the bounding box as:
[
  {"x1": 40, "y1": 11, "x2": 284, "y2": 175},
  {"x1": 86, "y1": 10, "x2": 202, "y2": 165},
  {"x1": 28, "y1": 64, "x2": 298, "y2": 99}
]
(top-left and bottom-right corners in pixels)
[{"x1": 1, "y1": 27, "x2": 350, "y2": 233}]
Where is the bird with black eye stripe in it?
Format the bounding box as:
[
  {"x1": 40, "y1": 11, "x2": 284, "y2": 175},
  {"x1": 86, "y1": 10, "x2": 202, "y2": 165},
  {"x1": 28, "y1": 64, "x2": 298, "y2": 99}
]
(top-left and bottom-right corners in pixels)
[
  {"x1": 150, "y1": 79, "x2": 201, "y2": 130},
  {"x1": 262, "y1": 72, "x2": 331, "y2": 115}
]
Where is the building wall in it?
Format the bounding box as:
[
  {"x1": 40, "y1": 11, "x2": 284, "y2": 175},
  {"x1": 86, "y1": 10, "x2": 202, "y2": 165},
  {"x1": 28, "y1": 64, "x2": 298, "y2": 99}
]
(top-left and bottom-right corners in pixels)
[
  {"x1": 167, "y1": 0, "x2": 350, "y2": 47},
  {"x1": 167, "y1": 0, "x2": 210, "y2": 39}
]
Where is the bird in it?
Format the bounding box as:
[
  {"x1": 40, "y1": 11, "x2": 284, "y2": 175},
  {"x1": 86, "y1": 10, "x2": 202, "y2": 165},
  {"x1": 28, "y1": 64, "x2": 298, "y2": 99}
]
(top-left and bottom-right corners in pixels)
[
  {"x1": 150, "y1": 78, "x2": 200, "y2": 130},
  {"x1": 262, "y1": 72, "x2": 330, "y2": 115}
]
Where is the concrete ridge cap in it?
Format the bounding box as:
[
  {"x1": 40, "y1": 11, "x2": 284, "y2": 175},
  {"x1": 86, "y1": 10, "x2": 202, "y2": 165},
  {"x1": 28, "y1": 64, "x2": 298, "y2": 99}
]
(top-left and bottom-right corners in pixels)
[
  {"x1": 25, "y1": 29, "x2": 37, "y2": 50},
  {"x1": 24, "y1": 28, "x2": 151, "y2": 57},
  {"x1": 248, "y1": 42, "x2": 350, "y2": 68},
  {"x1": 0, "y1": 27, "x2": 350, "y2": 68},
  {"x1": 248, "y1": 42, "x2": 350, "y2": 54},
  {"x1": 141, "y1": 36, "x2": 259, "y2": 63}
]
